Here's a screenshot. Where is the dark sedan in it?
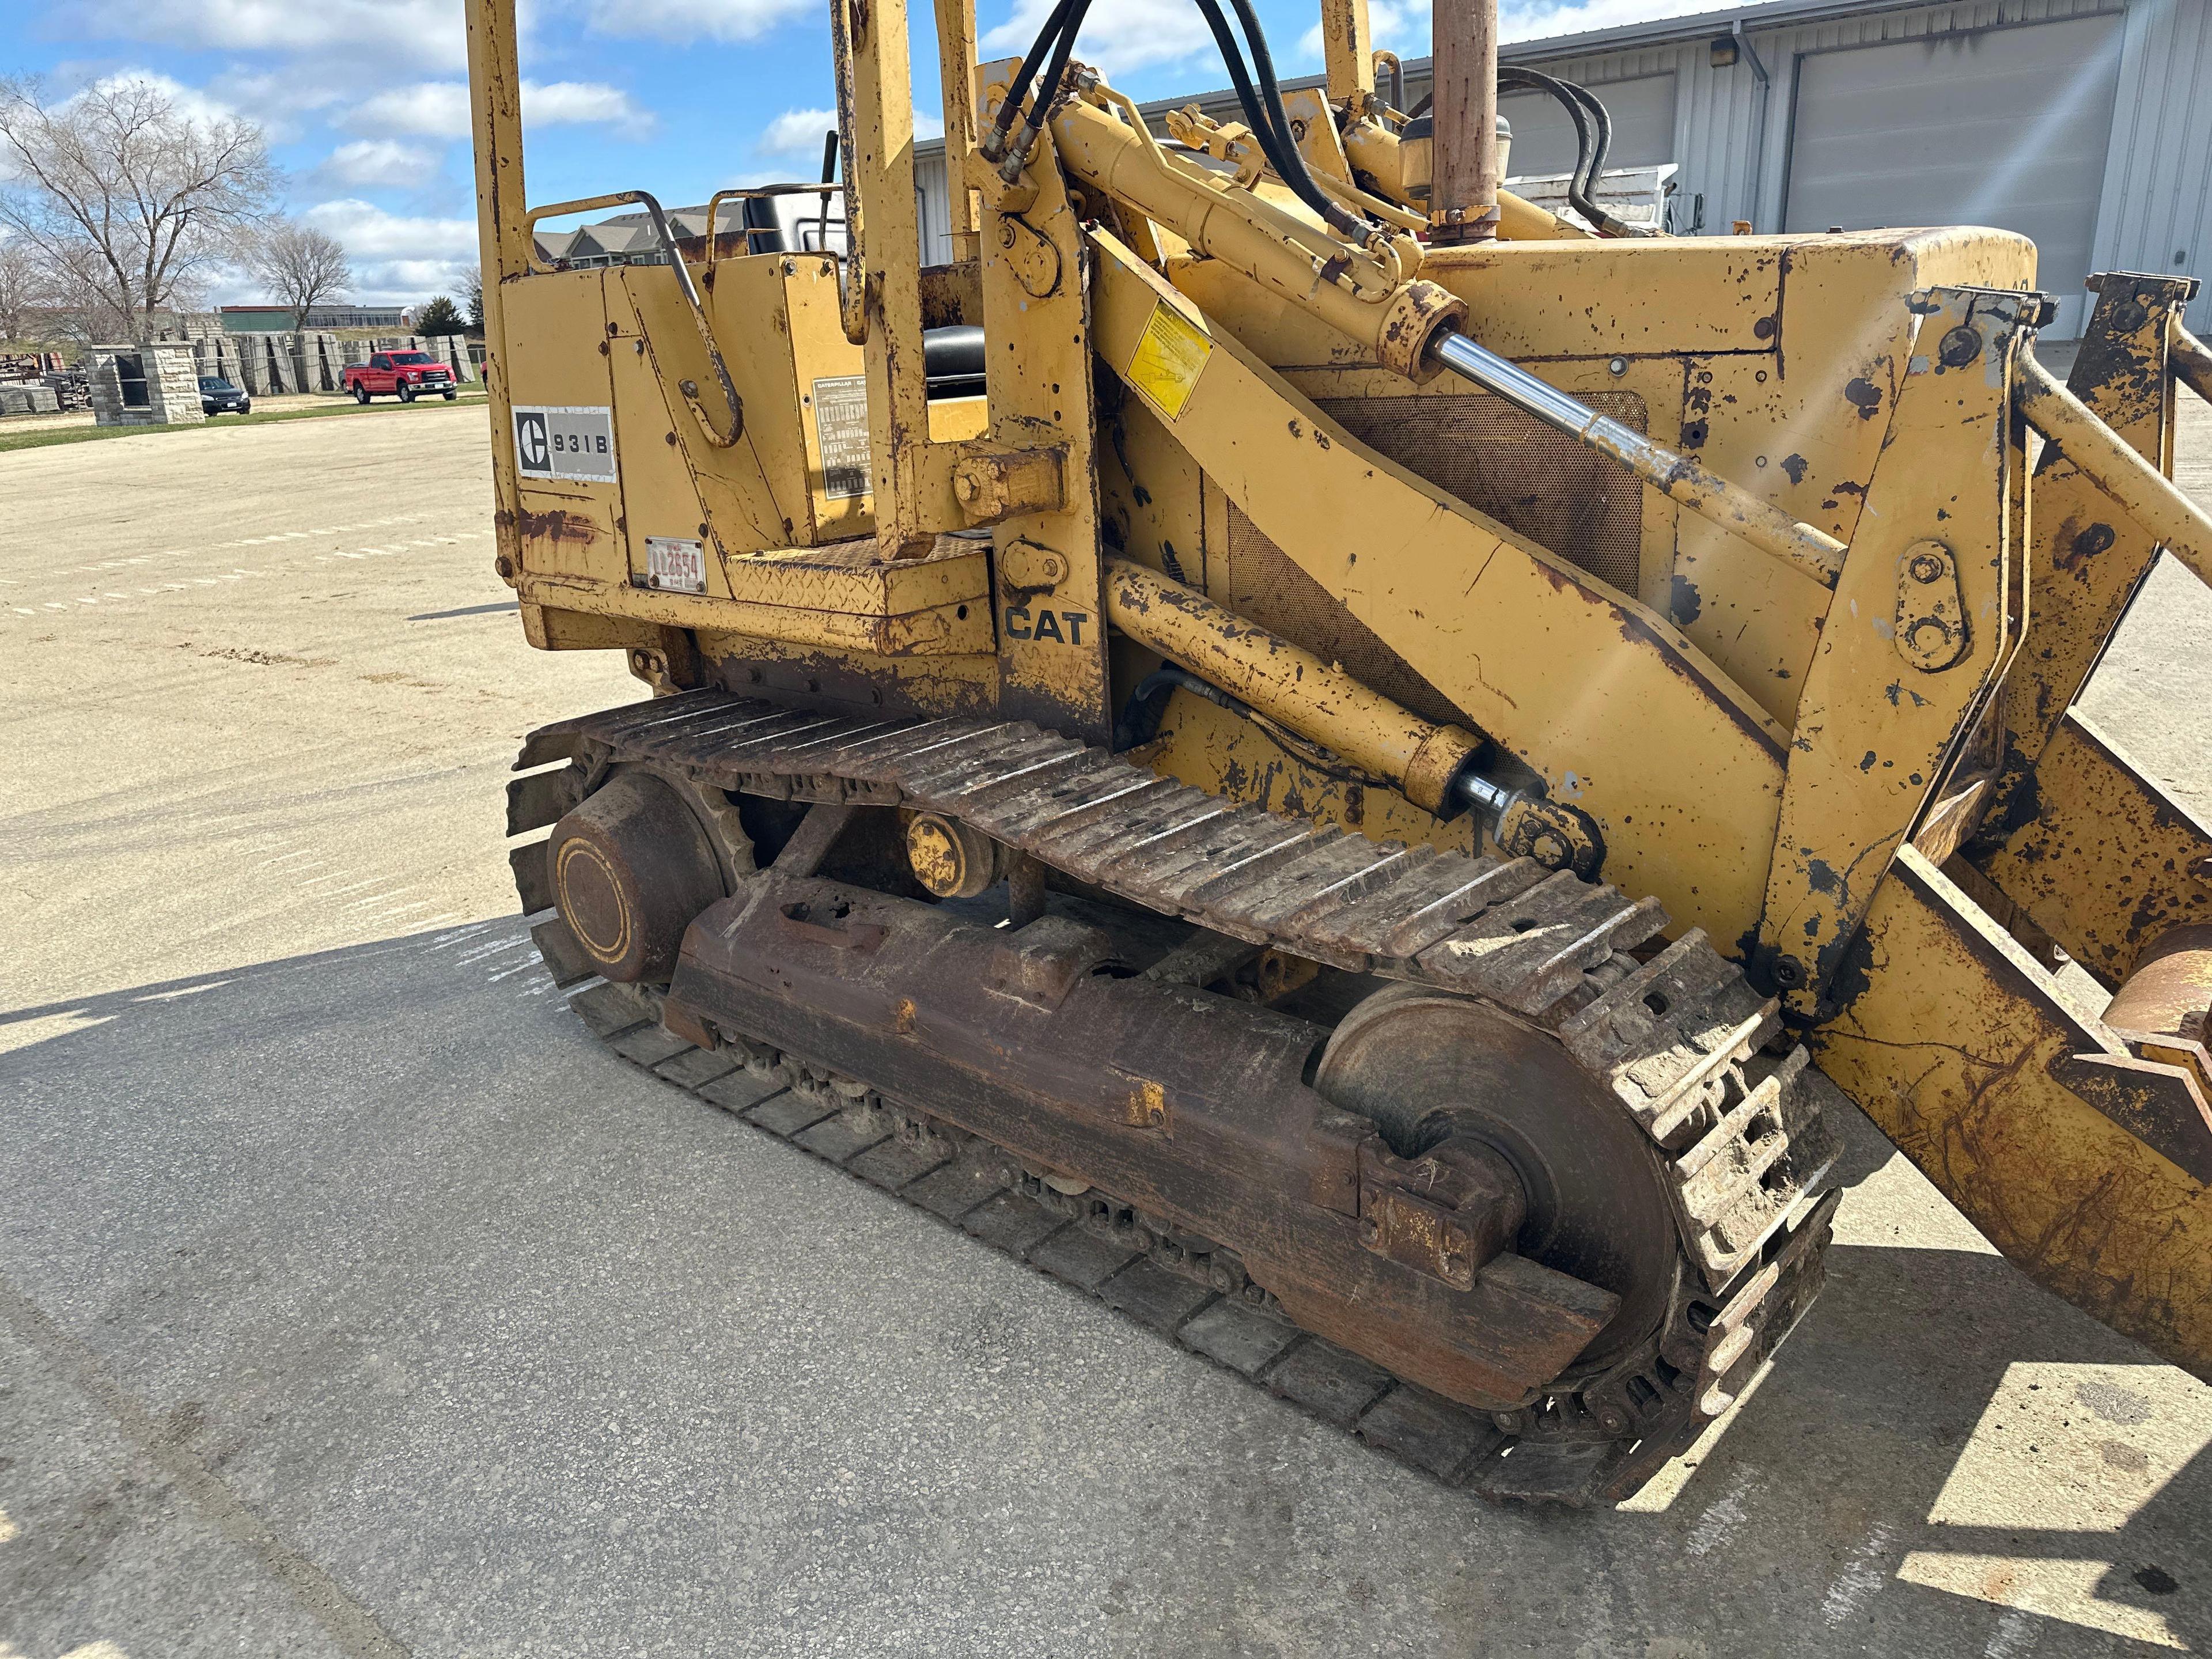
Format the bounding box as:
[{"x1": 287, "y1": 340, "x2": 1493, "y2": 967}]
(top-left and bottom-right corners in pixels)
[{"x1": 199, "y1": 377, "x2": 252, "y2": 416}]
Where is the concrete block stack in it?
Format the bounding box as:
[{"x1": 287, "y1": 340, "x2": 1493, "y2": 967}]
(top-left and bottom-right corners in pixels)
[
  {"x1": 429, "y1": 336, "x2": 479, "y2": 382},
  {"x1": 191, "y1": 334, "x2": 245, "y2": 385},
  {"x1": 225, "y1": 336, "x2": 271, "y2": 395},
  {"x1": 0, "y1": 350, "x2": 65, "y2": 415},
  {"x1": 0, "y1": 382, "x2": 60, "y2": 414},
  {"x1": 175, "y1": 328, "x2": 482, "y2": 396}
]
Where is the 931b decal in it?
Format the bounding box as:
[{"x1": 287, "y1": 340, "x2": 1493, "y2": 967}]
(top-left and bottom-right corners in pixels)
[{"x1": 513, "y1": 406, "x2": 617, "y2": 483}]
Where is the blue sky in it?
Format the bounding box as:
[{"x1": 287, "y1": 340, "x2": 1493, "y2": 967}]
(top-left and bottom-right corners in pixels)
[{"x1": 3, "y1": 0, "x2": 1703, "y2": 308}]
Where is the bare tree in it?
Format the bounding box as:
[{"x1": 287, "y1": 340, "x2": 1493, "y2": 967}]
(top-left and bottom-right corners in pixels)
[
  {"x1": 246, "y1": 219, "x2": 353, "y2": 389},
  {"x1": 247, "y1": 221, "x2": 352, "y2": 332},
  {"x1": 0, "y1": 74, "x2": 276, "y2": 340},
  {"x1": 0, "y1": 236, "x2": 52, "y2": 344}
]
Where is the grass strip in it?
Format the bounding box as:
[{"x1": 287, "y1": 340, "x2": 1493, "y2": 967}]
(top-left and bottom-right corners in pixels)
[{"x1": 0, "y1": 392, "x2": 490, "y2": 455}]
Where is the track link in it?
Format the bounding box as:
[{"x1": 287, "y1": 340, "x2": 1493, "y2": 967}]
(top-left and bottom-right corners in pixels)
[{"x1": 509, "y1": 692, "x2": 1841, "y2": 1505}]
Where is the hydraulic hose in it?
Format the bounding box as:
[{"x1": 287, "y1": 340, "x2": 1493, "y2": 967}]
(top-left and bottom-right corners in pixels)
[
  {"x1": 1187, "y1": 0, "x2": 1362, "y2": 234},
  {"x1": 987, "y1": 0, "x2": 1083, "y2": 156},
  {"x1": 1494, "y1": 66, "x2": 1649, "y2": 238},
  {"x1": 1027, "y1": 9, "x2": 1090, "y2": 150},
  {"x1": 995, "y1": 0, "x2": 1099, "y2": 176},
  {"x1": 990, "y1": 0, "x2": 1370, "y2": 237},
  {"x1": 1222, "y1": 0, "x2": 1322, "y2": 200}
]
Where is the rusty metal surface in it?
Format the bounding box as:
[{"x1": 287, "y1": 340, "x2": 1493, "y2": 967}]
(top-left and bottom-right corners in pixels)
[
  {"x1": 1986, "y1": 273, "x2": 2193, "y2": 831},
  {"x1": 518, "y1": 690, "x2": 1671, "y2": 1012},
  {"x1": 1977, "y1": 709, "x2": 2212, "y2": 986},
  {"x1": 2104, "y1": 922, "x2": 2212, "y2": 1109},
  {"x1": 679, "y1": 869, "x2": 1613, "y2": 1406},
  {"x1": 2107, "y1": 922, "x2": 2212, "y2": 1046},
  {"x1": 551, "y1": 957, "x2": 1837, "y2": 1509},
  {"x1": 508, "y1": 690, "x2": 1839, "y2": 1504},
  {"x1": 1357, "y1": 1135, "x2": 1528, "y2": 1291},
  {"x1": 1816, "y1": 844, "x2": 2212, "y2": 1376},
  {"x1": 1756, "y1": 289, "x2": 2036, "y2": 1017},
  {"x1": 546, "y1": 771, "x2": 726, "y2": 983}
]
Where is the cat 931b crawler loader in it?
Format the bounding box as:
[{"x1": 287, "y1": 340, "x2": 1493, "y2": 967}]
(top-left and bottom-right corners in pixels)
[{"x1": 467, "y1": 0, "x2": 2212, "y2": 1504}]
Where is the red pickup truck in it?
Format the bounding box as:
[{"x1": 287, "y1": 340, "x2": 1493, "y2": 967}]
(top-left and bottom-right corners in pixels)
[{"x1": 343, "y1": 350, "x2": 458, "y2": 403}]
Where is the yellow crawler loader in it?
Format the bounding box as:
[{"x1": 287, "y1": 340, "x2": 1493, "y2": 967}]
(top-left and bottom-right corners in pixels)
[{"x1": 467, "y1": 0, "x2": 2212, "y2": 1504}]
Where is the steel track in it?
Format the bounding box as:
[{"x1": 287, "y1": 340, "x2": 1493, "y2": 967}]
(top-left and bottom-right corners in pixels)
[{"x1": 508, "y1": 691, "x2": 1841, "y2": 1504}]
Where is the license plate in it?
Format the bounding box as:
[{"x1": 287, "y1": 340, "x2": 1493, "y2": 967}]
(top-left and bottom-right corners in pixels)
[{"x1": 645, "y1": 536, "x2": 706, "y2": 594}]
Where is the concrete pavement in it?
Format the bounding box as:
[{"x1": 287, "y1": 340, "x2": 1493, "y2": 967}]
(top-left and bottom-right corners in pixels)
[{"x1": 2, "y1": 401, "x2": 2209, "y2": 1657}]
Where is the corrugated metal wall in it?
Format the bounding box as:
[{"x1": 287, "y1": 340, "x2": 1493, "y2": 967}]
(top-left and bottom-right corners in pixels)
[
  {"x1": 918, "y1": 151, "x2": 957, "y2": 265},
  {"x1": 913, "y1": 0, "x2": 2212, "y2": 329},
  {"x1": 1526, "y1": 0, "x2": 2128, "y2": 244},
  {"x1": 2093, "y1": 0, "x2": 2212, "y2": 325}
]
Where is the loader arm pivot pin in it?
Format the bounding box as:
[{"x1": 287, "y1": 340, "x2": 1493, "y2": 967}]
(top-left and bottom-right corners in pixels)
[{"x1": 1427, "y1": 332, "x2": 1849, "y2": 590}]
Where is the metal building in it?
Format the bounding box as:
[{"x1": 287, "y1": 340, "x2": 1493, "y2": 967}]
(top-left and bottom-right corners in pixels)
[{"x1": 917, "y1": 0, "x2": 2212, "y2": 336}]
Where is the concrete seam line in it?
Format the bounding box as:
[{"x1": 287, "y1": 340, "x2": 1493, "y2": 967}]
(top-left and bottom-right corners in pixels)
[{"x1": 0, "y1": 1276, "x2": 411, "y2": 1659}]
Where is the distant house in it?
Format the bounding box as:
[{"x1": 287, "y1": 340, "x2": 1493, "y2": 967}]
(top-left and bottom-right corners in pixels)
[
  {"x1": 218, "y1": 304, "x2": 412, "y2": 333},
  {"x1": 533, "y1": 209, "x2": 721, "y2": 268},
  {"x1": 533, "y1": 198, "x2": 844, "y2": 268}
]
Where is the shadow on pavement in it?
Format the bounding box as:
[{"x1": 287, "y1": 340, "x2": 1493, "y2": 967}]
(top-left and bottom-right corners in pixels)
[{"x1": 1, "y1": 923, "x2": 2205, "y2": 1656}]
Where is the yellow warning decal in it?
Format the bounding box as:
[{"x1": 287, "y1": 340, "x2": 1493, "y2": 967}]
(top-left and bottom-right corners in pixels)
[{"x1": 1124, "y1": 300, "x2": 1212, "y2": 420}]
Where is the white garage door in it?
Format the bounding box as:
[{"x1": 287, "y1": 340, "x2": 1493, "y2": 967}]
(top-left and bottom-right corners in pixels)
[
  {"x1": 1783, "y1": 14, "x2": 2124, "y2": 335},
  {"x1": 1501, "y1": 73, "x2": 1678, "y2": 177}
]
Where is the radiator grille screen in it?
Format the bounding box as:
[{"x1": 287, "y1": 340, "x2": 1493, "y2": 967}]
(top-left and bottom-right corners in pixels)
[{"x1": 1319, "y1": 391, "x2": 1649, "y2": 597}]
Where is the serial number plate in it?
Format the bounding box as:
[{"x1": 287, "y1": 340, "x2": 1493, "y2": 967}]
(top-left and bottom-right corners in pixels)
[
  {"x1": 512, "y1": 404, "x2": 616, "y2": 483},
  {"x1": 644, "y1": 536, "x2": 705, "y2": 594},
  {"x1": 810, "y1": 375, "x2": 869, "y2": 500}
]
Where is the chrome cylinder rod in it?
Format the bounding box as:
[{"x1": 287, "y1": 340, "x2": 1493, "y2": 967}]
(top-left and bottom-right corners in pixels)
[{"x1": 1428, "y1": 331, "x2": 1848, "y2": 589}]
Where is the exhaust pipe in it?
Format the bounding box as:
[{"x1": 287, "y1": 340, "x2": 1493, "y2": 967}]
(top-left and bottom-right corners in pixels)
[{"x1": 1430, "y1": 0, "x2": 1501, "y2": 243}]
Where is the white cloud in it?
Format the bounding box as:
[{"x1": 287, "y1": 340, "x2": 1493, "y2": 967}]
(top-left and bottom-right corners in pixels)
[
  {"x1": 59, "y1": 69, "x2": 244, "y2": 130},
  {"x1": 758, "y1": 108, "x2": 838, "y2": 156},
  {"x1": 302, "y1": 199, "x2": 474, "y2": 258},
  {"x1": 298, "y1": 199, "x2": 479, "y2": 305},
  {"x1": 525, "y1": 81, "x2": 654, "y2": 135},
  {"x1": 1300, "y1": 0, "x2": 1427, "y2": 65},
  {"x1": 343, "y1": 80, "x2": 654, "y2": 141},
  {"x1": 574, "y1": 0, "x2": 812, "y2": 44},
  {"x1": 204, "y1": 67, "x2": 349, "y2": 142},
  {"x1": 757, "y1": 107, "x2": 937, "y2": 157},
  {"x1": 347, "y1": 83, "x2": 471, "y2": 140},
  {"x1": 982, "y1": 0, "x2": 1214, "y2": 79},
  {"x1": 57, "y1": 0, "x2": 467, "y2": 70},
  {"x1": 319, "y1": 139, "x2": 442, "y2": 189}
]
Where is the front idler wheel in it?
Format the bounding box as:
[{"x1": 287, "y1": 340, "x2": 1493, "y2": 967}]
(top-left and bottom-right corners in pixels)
[
  {"x1": 1315, "y1": 983, "x2": 1682, "y2": 1378},
  {"x1": 546, "y1": 772, "x2": 725, "y2": 984}
]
